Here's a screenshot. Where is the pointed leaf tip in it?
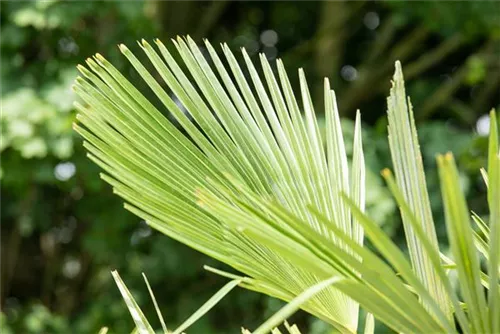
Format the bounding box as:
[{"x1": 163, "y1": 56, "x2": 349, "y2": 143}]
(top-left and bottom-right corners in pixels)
[
  {"x1": 98, "y1": 327, "x2": 109, "y2": 334},
  {"x1": 381, "y1": 168, "x2": 392, "y2": 178},
  {"x1": 76, "y1": 65, "x2": 91, "y2": 77},
  {"x1": 118, "y1": 44, "x2": 129, "y2": 53},
  {"x1": 95, "y1": 53, "x2": 105, "y2": 62},
  {"x1": 74, "y1": 76, "x2": 84, "y2": 84},
  {"x1": 393, "y1": 60, "x2": 404, "y2": 81}
]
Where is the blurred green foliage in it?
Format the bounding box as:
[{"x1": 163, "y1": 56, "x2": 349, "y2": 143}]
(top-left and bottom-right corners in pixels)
[
  {"x1": 1, "y1": 1, "x2": 498, "y2": 333},
  {"x1": 386, "y1": 1, "x2": 500, "y2": 39}
]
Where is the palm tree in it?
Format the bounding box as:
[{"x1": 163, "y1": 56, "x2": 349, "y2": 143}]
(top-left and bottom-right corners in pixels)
[{"x1": 74, "y1": 37, "x2": 499, "y2": 334}]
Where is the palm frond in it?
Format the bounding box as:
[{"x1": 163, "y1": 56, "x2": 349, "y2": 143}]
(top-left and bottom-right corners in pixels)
[
  {"x1": 74, "y1": 36, "x2": 364, "y2": 332},
  {"x1": 76, "y1": 37, "x2": 499, "y2": 334},
  {"x1": 386, "y1": 62, "x2": 451, "y2": 318}
]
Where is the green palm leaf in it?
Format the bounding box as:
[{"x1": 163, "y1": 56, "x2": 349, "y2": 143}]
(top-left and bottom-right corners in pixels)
[
  {"x1": 75, "y1": 37, "x2": 499, "y2": 333},
  {"x1": 486, "y1": 109, "x2": 499, "y2": 333},
  {"x1": 74, "y1": 36, "x2": 365, "y2": 332},
  {"x1": 386, "y1": 62, "x2": 451, "y2": 319}
]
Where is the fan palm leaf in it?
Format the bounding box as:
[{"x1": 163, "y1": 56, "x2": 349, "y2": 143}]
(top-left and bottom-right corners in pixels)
[
  {"x1": 74, "y1": 37, "x2": 499, "y2": 333},
  {"x1": 74, "y1": 36, "x2": 364, "y2": 333}
]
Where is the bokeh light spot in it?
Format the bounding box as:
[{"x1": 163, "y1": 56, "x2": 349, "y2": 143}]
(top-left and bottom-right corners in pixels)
[{"x1": 54, "y1": 161, "x2": 76, "y2": 181}]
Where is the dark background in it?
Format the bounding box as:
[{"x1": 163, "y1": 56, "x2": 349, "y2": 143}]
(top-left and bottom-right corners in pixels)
[{"x1": 1, "y1": 1, "x2": 499, "y2": 333}]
